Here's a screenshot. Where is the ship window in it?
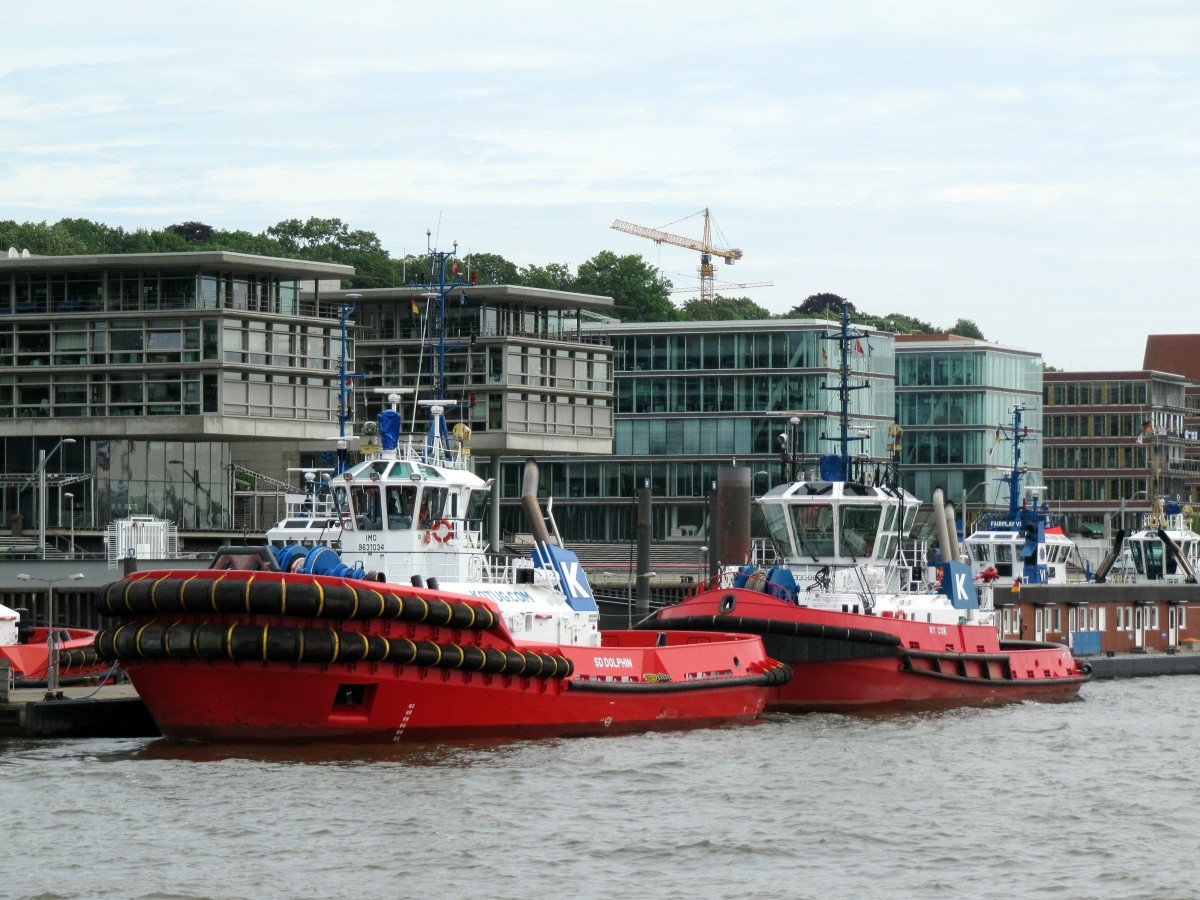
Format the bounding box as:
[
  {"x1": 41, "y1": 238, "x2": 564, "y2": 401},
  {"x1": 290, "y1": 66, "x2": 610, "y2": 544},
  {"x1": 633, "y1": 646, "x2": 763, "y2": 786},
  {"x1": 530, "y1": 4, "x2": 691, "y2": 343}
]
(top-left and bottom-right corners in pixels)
[
  {"x1": 332, "y1": 486, "x2": 351, "y2": 519},
  {"x1": 385, "y1": 484, "x2": 416, "y2": 529},
  {"x1": 465, "y1": 488, "x2": 489, "y2": 525},
  {"x1": 418, "y1": 487, "x2": 448, "y2": 528},
  {"x1": 877, "y1": 535, "x2": 896, "y2": 560},
  {"x1": 840, "y1": 505, "x2": 882, "y2": 558},
  {"x1": 793, "y1": 503, "x2": 834, "y2": 557},
  {"x1": 350, "y1": 485, "x2": 383, "y2": 530},
  {"x1": 880, "y1": 504, "x2": 896, "y2": 532},
  {"x1": 970, "y1": 543, "x2": 991, "y2": 563}
]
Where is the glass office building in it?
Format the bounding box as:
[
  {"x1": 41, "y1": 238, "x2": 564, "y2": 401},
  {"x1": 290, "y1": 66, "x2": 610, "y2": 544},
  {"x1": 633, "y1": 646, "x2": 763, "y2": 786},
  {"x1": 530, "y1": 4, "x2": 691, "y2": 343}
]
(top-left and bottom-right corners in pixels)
[
  {"x1": 894, "y1": 334, "x2": 1043, "y2": 519},
  {"x1": 0, "y1": 251, "x2": 354, "y2": 537},
  {"x1": 561, "y1": 319, "x2": 899, "y2": 543}
]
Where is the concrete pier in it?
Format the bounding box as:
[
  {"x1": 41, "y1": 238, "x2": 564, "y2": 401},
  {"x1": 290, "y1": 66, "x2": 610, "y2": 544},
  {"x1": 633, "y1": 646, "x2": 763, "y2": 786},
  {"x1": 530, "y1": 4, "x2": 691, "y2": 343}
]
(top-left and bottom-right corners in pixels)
[{"x1": 0, "y1": 681, "x2": 159, "y2": 739}]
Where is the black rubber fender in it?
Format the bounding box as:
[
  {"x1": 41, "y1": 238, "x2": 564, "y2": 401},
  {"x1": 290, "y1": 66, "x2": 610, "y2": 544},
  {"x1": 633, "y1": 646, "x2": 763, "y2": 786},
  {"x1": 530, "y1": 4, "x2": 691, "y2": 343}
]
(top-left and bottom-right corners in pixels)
[
  {"x1": 642, "y1": 613, "x2": 903, "y2": 649},
  {"x1": 97, "y1": 575, "x2": 497, "y2": 631},
  {"x1": 58, "y1": 646, "x2": 99, "y2": 670},
  {"x1": 95, "y1": 623, "x2": 572, "y2": 679}
]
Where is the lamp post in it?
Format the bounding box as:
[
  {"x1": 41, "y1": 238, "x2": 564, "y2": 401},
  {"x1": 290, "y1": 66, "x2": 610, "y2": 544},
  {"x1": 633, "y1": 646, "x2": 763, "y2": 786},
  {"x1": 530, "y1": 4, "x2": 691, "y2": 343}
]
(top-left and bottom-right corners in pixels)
[
  {"x1": 64, "y1": 492, "x2": 75, "y2": 559},
  {"x1": 37, "y1": 437, "x2": 76, "y2": 560},
  {"x1": 18, "y1": 572, "x2": 85, "y2": 699},
  {"x1": 1118, "y1": 490, "x2": 1148, "y2": 532}
]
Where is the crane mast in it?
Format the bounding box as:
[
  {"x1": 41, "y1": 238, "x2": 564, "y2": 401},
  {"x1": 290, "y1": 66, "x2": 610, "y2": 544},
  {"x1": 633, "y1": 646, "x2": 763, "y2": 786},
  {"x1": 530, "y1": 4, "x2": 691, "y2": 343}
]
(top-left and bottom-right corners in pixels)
[{"x1": 611, "y1": 208, "x2": 743, "y2": 303}]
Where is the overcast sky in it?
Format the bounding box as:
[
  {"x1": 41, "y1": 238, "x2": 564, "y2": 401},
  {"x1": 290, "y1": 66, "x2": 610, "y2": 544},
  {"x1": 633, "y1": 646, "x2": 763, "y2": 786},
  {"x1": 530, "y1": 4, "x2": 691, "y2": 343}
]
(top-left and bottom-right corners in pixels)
[{"x1": 3, "y1": 1, "x2": 1196, "y2": 370}]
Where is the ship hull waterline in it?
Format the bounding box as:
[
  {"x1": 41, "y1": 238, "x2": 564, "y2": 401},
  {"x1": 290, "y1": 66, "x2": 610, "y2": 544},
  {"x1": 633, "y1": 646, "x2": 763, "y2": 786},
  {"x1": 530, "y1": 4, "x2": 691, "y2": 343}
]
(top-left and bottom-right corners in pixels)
[
  {"x1": 121, "y1": 652, "x2": 772, "y2": 744},
  {"x1": 651, "y1": 588, "x2": 1088, "y2": 714}
]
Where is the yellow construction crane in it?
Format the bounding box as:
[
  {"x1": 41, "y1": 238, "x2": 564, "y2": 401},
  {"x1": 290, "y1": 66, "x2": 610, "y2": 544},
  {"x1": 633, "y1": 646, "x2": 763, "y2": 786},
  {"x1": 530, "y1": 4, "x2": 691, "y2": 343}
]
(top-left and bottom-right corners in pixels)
[{"x1": 611, "y1": 208, "x2": 743, "y2": 304}]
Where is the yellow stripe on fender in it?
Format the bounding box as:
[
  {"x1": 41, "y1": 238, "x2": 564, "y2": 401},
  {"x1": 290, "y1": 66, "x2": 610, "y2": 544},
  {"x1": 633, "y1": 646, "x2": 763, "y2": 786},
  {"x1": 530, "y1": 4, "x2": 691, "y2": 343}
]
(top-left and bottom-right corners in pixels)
[{"x1": 135, "y1": 622, "x2": 153, "y2": 658}]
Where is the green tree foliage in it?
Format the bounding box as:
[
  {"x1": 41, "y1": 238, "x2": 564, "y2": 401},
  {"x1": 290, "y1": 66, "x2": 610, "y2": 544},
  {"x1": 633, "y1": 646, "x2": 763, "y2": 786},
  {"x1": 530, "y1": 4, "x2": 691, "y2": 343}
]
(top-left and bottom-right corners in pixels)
[
  {"x1": 865, "y1": 312, "x2": 937, "y2": 334},
  {"x1": 460, "y1": 252, "x2": 520, "y2": 286},
  {"x1": 786, "y1": 292, "x2": 855, "y2": 318},
  {"x1": 680, "y1": 294, "x2": 772, "y2": 321},
  {"x1": 946, "y1": 318, "x2": 986, "y2": 339},
  {"x1": 574, "y1": 251, "x2": 675, "y2": 322},
  {"x1": 266, "y1": 217, "x2": 397, "y2": 287},
  {"x1": 205, "y1": 228, "x2": 290, "y2": 256},
  {"x1": 0, "y1": 218, "x2": 153, "y2": 255},
  {"x1": 166, "y1": 221, "x2": 215, "y2": 244},
  {"x1": 518, "y1": 262, "x2": 576, "y2": 291}
]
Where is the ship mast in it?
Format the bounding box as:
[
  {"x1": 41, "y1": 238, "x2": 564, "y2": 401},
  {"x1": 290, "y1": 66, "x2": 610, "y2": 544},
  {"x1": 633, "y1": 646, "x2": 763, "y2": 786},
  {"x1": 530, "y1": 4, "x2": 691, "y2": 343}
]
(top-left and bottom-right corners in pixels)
[
  {"x1": 820, "y1": 302, "x2": 871, "y2": 479},
  {"x1": 999, "y1": 405, "x2": 1028, "y2": 520}
]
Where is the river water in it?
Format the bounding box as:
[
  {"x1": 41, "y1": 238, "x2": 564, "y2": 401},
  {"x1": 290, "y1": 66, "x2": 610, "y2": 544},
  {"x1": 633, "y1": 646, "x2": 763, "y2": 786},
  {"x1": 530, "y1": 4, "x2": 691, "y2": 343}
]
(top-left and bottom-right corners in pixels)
[{"x1": 3, "y1": 676, "x2": 1199, "y2": 900}]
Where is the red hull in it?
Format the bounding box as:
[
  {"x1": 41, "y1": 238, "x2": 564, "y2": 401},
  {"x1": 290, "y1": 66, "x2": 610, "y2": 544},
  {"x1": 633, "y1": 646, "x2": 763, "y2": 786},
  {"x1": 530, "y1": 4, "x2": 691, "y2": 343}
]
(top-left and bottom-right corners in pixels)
[
  {"x1": 99, "y1": 570, "x2": 782, "y2": 743},
  {"x1": 1, "y1": 627, "x2": 113, "y2": 687},
  {"x1": 122, "y1": 653, "x2": 769, "y2": 743},
  {"x1": 653, "y1": 588, "x2": 1089, "y2": 713}
]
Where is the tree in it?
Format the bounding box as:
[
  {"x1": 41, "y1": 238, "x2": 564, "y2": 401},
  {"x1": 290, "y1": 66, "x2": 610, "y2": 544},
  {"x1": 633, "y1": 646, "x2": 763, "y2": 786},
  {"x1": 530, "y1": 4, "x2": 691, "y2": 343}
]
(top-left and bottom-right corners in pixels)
[
  {"x1": 0, "y1": 219, "x2": 58, "y2": 255},
  {"x1": 204, "y1": 228, "x2": 290, "y2": 256},
  {"x1": 787, "y1": 292, "x2": 855, "y2": 318},
  {"x1": 574, "y1": 251, "x2": 675, "y2": 322},
  {"x1": 268, "y1": 217, "x2": 364, "y2": 254},
  {"x1": 265, "y1": 217, "x2": 395, "y2": 287},
  {"x1": 518, "y1": 262, "x2": 575, "y2": 291},
  {"x1": 166, "y1": 221, "x2": 214, "y2": 244},
  {"x1": 946, "y1": 318, "x2": 986, "y2": 339},
  {"x1": 121, "y1": 228, "x2": 192, "y2": 253},
  {"x1": 869, "y1": 312, "x2": 937, "y2": 335},
  {"x1": 460, "y1": 252, "x2": 520, "y2": 286},
  {"x1": 680, "y1": 294, "x2": 772, "y2": 321}
]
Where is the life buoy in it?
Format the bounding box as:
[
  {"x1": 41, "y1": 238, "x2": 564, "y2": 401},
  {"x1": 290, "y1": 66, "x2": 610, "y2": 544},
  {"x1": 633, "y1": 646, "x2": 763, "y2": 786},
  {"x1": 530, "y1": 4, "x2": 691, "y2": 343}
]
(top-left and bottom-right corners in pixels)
[{"x1": 426, "y1": 519, "x2": 454, "y2": 544}]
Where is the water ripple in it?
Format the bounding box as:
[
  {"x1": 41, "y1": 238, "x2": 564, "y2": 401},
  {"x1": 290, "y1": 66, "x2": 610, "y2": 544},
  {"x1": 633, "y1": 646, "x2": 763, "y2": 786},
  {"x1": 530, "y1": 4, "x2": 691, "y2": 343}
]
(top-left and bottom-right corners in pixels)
[{"x1": 3, "y1": 677, "x2": 1200, "y2": 899}]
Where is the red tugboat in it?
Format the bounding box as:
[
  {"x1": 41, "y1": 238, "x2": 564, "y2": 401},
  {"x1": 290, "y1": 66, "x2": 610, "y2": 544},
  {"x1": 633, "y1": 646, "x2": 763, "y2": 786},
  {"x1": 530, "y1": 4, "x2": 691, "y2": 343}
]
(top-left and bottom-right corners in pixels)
[
  {"x1": 643, "y1": 303, "x2": 1088, "y2": 713},
  {"x1": 1, "y1": 599, "x2": 111, "y2": 689},
  {"x1": 95, "y1": 423, "x2": 786, "y2": 743},
  {"x1": 94, "y1": 245, "x2": 786, "y2": 743}
]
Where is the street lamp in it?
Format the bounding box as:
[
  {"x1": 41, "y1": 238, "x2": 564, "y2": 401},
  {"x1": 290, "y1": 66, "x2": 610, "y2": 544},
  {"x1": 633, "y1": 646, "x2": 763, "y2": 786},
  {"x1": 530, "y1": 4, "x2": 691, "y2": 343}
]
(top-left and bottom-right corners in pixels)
[
  {"x1": 36, "y1": 438, "x2": 76, "y2": 560},
  {"x1": 64, "y1": 492, "x2": 75, "y2": 559},
  {"x1": 18, "y1": 572, "x2": 85, "y2": 699},
  {"x1": 1118, "y1": 490, "x2": 1148, "y2": 532}
]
